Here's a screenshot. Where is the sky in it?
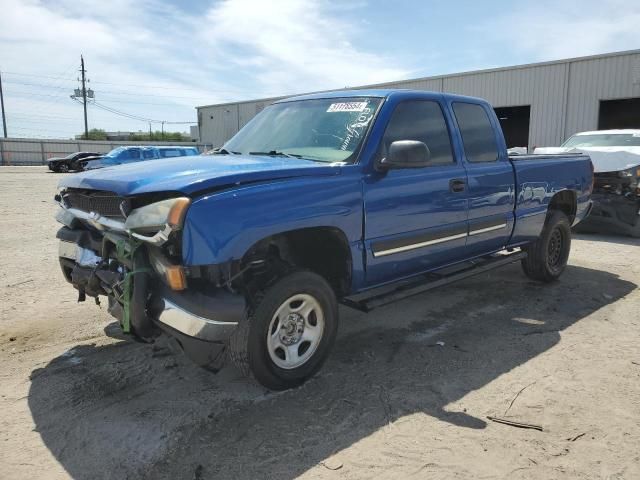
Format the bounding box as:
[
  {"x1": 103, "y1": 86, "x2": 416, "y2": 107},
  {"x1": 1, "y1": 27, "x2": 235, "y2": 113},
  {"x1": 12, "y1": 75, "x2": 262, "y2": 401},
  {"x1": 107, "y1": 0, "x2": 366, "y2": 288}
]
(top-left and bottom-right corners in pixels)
[{"x1": 0, "y1": 0, "x2": 638, "y2": 139}]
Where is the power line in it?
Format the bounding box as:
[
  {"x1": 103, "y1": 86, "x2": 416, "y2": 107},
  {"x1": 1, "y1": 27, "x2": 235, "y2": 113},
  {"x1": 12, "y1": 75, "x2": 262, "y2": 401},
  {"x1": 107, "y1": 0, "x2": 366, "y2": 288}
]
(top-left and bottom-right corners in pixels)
[
  {"x1": 4, "y1": 80, "x2": 215, "y2": 101},
  {"x1": 1, "y1": 71, "x2": 76, "y2": 81},
  {"x1": 91, "y1": 101, "x2": 195, "y2": 124},
  {"x1": 10, "y1": 112, "x2": 77, "y2": 120},
  {"x1": 2, "y1": 69, "x2": 276, "y2": 96}
]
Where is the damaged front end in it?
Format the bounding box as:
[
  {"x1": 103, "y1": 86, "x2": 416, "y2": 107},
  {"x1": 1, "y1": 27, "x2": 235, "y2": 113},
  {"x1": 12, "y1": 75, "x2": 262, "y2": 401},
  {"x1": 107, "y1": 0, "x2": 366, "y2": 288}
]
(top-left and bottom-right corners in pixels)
[
  {"x1": 55, "y1": 188, "x2": 246, "y2": 369},
  {"x1": 574, "y1": 166, "x2": 640, "y2": 237}
]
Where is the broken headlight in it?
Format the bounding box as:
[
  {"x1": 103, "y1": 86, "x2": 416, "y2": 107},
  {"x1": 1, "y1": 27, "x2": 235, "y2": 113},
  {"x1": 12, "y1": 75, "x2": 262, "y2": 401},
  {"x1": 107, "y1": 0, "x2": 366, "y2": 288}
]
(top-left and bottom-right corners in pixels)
[
  {"x1": 619, "y1": 167, "x2": 640, "y2": 196},
  {"x1": 124, "y1": 197, "x2": 191, "y2": 234}
]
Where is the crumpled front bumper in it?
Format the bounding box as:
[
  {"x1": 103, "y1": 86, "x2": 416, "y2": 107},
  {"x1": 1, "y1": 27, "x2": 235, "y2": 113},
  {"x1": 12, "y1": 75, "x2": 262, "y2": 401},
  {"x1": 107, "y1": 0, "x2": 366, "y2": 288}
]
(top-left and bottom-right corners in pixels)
[
  {"x1": 574, "y1": 193, "x2": 640, "y2": 237},
  {"x1": 57, "y1": 226, "x2": 245, "y2": 367}
]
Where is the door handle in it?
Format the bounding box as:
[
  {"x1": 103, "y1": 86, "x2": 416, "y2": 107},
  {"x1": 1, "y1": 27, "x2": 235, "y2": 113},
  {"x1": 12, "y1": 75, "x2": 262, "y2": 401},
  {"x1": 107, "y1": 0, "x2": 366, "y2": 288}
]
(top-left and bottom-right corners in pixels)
[{"x1": 450, "y1": 179, "x2": 466, "y2": 193}]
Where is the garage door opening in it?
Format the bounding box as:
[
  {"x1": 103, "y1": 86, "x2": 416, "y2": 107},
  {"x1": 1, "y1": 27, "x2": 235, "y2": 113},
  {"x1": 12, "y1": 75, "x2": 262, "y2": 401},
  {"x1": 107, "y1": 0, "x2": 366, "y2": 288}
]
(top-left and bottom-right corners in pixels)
[
  {"x1": 598, "y1": 98, "x2": 640, "y2": 130},
  {"x1": 494, "y1": 105, "x2": 530, "y2": 149}
]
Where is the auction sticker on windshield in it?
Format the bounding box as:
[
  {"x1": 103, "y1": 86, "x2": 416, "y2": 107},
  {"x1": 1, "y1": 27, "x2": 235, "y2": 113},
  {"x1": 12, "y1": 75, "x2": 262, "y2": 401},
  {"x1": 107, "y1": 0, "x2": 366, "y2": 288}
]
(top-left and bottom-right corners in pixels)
[{"x1": 327, "y1": 102, "x2": 369, "y2": 113}]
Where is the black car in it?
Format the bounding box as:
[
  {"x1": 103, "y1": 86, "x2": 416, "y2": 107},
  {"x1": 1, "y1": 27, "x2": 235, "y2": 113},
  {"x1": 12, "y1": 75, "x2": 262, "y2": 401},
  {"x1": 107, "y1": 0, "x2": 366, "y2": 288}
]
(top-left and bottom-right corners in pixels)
[{"x1": 48, "y1": 152, "x2": 101, "y2": 173}]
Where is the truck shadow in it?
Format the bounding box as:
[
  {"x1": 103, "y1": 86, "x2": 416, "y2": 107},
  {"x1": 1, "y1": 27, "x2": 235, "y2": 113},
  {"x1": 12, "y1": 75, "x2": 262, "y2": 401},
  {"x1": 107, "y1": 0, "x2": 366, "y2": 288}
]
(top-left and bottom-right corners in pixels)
[
  {"x1": 573, "y1": 232, "x2": 640, "y2": 247},
  {"x1": 28, "y1": 264, "x2": 636, "y2": 480}
]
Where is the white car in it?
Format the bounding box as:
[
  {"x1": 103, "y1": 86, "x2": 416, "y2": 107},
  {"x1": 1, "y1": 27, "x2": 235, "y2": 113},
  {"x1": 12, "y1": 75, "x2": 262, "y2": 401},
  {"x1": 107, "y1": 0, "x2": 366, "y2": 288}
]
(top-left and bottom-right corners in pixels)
[
  {"x1": 535, "y1": 129, "x2": 640, "y2": 237},
  {"x1": 534, "y1": 129, "x2": 640, "y2": 172}
]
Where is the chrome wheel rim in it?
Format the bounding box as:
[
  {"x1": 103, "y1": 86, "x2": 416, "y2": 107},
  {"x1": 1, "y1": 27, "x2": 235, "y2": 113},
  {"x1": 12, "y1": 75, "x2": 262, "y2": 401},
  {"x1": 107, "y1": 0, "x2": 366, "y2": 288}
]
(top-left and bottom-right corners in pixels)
[{"x1": 267, "y1": 293, "x2": 325, "y2": 370}]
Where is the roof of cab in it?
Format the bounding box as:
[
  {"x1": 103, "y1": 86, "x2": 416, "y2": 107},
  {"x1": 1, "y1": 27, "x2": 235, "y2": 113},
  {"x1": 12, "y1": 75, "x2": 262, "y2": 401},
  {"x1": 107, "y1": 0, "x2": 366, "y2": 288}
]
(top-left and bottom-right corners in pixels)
[{"x1": 276, "y1": 88, "x2": 488, "y2": 105}]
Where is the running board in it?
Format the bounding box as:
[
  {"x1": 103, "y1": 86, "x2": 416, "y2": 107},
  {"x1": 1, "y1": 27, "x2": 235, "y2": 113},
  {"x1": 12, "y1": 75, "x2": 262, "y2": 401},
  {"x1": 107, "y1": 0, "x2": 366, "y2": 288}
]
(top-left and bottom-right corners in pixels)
[{"x1": 342, "y1": 250, "x2": 527, "y2": 313}]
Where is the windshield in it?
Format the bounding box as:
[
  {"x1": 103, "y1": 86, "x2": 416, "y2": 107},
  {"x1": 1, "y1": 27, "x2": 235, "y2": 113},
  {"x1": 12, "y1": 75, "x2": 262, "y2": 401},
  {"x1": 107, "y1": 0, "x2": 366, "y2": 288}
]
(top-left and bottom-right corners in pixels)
[
  {"x1": 103, "y1": 147, "x2": 126, "y2": 159},
  {"x1": 223, "y1": 97, "x2": 382, "y2": 163},
  {"x1": 562, "y1": 133, "x2": 640, "y2": 148}
]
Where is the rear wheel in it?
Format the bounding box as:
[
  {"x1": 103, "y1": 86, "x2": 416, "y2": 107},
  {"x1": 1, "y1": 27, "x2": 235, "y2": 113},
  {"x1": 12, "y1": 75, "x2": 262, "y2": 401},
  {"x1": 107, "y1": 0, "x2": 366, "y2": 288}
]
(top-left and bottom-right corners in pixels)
[
  {"x1": 229, "y1": 270, "x2": 338, "y2": 390},
  {"x1": 521, "y1": 210, "x2": 571, "y2": 282}
]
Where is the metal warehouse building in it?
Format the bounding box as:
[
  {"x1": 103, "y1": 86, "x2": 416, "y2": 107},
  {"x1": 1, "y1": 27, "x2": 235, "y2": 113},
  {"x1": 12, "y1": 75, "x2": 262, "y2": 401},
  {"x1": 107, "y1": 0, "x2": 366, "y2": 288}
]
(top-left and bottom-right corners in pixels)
[{"x1": 196, "y1": 49, "x2": 640, "y2": 150}]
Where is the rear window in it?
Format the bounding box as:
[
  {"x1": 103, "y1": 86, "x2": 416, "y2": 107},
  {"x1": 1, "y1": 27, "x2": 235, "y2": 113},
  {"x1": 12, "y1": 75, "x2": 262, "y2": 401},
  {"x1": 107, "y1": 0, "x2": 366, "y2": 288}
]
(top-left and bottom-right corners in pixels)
[
  {"x1": 453, "y1": 102, "x2": 499, "y2": 163},
  {"x1": 159, "y1": 149, "x2": 182, "y2": 158}
]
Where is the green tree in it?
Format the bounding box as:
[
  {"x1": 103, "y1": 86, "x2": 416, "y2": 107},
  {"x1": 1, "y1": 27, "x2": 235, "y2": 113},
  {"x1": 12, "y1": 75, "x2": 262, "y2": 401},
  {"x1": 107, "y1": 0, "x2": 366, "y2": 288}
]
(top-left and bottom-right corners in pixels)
[
  {"x1": 82, "y1": 128, "x2": 108, "y2": 140},
  {"x1": 128, "y1": 130, "x2": 190, "y2": 142}
]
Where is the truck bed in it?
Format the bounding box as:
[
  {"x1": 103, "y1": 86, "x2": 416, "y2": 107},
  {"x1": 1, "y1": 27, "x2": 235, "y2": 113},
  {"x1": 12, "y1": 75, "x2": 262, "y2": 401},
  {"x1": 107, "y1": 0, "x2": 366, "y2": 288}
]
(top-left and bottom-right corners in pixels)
[{"x1": 508, "y1": 152, "x2": 593, "y2": 245}]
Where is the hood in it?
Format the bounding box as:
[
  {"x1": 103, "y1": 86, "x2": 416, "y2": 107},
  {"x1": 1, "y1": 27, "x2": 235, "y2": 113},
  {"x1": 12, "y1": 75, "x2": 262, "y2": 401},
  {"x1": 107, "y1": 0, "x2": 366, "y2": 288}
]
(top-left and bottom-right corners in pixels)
[
  {"x1": 58, "y1": 154, "x2": 341, "y2": 196},
  {"x1": 534, "y1": 146, "x2": 640, "y2": 172},
  {"x1": 47, "y1": 157, "x2": 66, "y2": 162}
]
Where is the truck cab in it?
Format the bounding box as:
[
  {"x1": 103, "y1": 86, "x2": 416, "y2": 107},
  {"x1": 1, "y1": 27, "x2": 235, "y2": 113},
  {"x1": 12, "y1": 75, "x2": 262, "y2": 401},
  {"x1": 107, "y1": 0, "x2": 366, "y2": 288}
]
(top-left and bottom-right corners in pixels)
[{"x1": 54, "y1": 90, "x2": 593, "y2": 390}]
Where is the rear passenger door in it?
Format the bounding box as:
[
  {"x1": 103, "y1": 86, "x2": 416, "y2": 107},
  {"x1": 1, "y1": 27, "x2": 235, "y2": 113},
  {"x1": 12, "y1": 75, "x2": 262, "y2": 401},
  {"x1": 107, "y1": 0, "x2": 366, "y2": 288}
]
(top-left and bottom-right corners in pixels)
[
  {"x1": 363, "y1": 99, "x2": 469, "y2": 286},
  {"x1": 451, "y1": 102, "x2": 515, "y2": 256}
]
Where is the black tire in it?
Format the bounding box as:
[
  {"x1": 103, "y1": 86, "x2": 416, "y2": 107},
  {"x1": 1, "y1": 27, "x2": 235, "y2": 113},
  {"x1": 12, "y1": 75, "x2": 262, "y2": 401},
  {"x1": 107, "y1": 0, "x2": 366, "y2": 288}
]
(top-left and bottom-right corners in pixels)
[
  {"x1": 229, "y1": 270, "x2": 338, "y2": 390},
  {"x1": 521, "y1": 210, "x2": 571, "y2": 282}
]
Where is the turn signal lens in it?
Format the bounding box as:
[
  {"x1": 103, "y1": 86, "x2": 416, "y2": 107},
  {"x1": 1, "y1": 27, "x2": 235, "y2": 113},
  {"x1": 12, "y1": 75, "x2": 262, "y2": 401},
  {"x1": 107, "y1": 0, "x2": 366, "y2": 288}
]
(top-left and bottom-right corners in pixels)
[
  {"x1": 165, "y1": 265, "x2": 187, "y2": 291},
  {"x1": 167, "y1": 197, "x2": 191, "y2": 228}
]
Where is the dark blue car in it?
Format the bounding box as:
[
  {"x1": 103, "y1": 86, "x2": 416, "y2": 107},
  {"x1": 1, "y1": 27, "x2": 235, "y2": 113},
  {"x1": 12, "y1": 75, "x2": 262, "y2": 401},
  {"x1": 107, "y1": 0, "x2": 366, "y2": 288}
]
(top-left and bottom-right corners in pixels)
[{"x1": 55, "y1": 89, "x2": 593, "y2": 390}]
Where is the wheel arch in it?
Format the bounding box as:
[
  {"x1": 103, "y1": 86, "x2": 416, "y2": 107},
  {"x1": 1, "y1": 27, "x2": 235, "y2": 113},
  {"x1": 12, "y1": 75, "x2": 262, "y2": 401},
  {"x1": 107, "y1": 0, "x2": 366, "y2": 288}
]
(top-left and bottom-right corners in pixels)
[
  {"x1": 241, "y1": 226, "x2": 353, "y2": 297},
  {"x1": 547, "y1": 190, "x2": 577, "y2": 224}
]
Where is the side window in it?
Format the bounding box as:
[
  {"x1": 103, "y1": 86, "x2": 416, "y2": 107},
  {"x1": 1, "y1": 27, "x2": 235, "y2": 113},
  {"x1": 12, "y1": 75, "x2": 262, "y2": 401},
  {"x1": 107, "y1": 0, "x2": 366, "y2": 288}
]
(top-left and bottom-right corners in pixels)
[
  {"x1": 452, "y1": 102, "x2": 499, "y2": 163},
  {"x1": 121, "y1": 148, "x2": 140, "y2": 160},
  {"x1": 142, "y1": 149, "x2": 156, "y2": 159},
  {"x1": 381, "y1": 100, "x2": 454, "y2": 165},
  {"x1": 160, "y1": 149, "x2": 182, "y2": 158}
]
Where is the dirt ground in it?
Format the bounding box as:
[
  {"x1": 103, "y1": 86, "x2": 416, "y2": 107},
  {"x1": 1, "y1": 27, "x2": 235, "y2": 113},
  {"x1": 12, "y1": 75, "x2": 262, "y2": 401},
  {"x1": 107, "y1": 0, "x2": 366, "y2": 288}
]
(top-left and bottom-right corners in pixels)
[{"x1": 0, "y1": 166, "x2": 639, "y2": 480}]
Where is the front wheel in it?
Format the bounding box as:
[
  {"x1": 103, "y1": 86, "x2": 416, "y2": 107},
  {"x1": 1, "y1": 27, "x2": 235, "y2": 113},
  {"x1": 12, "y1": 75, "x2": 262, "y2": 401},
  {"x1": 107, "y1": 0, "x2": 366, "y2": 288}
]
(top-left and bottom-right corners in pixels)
[
  {"x1": 521, "y1": 210, "x2": 572, "y2": 282},
  {"x1": 228, "y1": 270, "x2": 338, "y2": 390}
]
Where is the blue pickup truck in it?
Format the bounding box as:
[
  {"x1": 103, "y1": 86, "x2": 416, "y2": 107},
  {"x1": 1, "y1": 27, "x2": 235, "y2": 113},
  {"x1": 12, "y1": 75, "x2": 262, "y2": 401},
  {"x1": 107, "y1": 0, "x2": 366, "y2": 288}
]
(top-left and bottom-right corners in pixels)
[{"x1": 54, "y1": 90, "x2": 593, "y2": 390}]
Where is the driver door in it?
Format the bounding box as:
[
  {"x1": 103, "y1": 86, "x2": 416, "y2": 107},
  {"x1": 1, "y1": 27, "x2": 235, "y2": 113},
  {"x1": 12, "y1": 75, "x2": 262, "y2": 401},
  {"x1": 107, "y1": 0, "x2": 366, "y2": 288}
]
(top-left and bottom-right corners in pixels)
[{"x1": 363, "y1": 100, "x2": 469, "y2": 286}]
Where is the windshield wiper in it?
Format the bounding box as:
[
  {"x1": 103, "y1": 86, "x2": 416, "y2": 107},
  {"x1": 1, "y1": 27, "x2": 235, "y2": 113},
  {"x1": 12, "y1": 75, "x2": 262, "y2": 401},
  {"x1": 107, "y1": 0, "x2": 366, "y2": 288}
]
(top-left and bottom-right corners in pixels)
[
  {"x1": 249, "y1": 150, "x2": 303, "y2": 159},
  {"x1": 211, "y1": 148, "x2": 241, "y2": 155}
]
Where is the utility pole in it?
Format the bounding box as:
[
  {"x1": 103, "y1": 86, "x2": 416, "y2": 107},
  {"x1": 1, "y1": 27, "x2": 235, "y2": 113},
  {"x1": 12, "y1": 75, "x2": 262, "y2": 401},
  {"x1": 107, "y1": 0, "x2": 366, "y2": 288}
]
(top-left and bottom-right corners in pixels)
[
  {"x1": 70, "y1": 57, "x2": 94, "y2": 138},
  {"x1": 161, "y1": 121, "x2": 165, "y2": 141},
  {"x1": 0, "y1": 70, "x2": 7, "y2": 138},
  {"x1": 80, "y1": 55, "x2": 89, "y2": 139},
  {"x1": 149, "y1": 122, "x2": 152, "y2": 140}
]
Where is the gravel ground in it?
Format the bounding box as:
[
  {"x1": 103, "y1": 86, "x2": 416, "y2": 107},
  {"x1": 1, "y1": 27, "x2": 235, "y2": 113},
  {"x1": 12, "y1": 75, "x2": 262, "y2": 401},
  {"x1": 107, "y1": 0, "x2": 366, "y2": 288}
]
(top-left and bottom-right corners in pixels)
[{"x1": 1, "y1": 166, "x2": 639, "y2": 480}]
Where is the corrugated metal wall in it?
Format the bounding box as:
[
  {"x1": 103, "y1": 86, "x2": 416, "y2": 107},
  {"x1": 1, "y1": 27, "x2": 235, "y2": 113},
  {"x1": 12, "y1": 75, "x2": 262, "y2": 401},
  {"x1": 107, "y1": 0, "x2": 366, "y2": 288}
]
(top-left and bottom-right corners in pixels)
[
  {"x1": 439, "y1": 63, "x2": 569, "y2": 148},
  {"x1": 197, "y1": 50, "x2": 640, "y2": 149},
  {"x1": 565, "y1": 53, "x2": 640, "y2": 136}
]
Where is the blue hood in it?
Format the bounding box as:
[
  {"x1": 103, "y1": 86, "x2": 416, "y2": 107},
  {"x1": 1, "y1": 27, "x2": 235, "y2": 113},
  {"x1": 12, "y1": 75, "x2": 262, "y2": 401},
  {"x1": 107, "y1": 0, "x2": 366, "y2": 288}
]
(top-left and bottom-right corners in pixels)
[{"x1": 58, "y1": 155, "x2": 340, "y2": 196}]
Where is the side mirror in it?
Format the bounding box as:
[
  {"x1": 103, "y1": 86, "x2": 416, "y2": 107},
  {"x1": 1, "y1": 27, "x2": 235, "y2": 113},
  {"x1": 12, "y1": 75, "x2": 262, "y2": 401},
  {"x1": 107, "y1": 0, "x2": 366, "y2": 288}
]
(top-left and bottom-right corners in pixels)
[{"x1": 378, "y1": 140, "x2": 431, "y2": 170}]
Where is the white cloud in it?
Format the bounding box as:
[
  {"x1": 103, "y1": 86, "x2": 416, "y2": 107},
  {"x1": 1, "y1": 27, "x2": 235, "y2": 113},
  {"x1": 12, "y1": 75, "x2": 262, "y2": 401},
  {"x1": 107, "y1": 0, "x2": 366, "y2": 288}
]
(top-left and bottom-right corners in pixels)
[
  {"x1": 0, "y1": 0, "x2": 408, "y2": 138},
  {"x1": 485, "y1": 0, "x2": 640, "y2": 61},
  {"x1": 200, "y1": 0, "x2": 408, "y2": 92}
]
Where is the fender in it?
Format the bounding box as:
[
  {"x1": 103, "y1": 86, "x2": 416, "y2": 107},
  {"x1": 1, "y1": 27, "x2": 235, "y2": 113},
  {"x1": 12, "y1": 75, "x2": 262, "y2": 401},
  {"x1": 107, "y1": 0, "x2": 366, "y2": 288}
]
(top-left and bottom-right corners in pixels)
[
  {"x1": 509, "y1": 155, "x2": 590, "y2": 244},
  {"x1": 181, "y1": 171, "x2": 364, "y2": 268}
]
